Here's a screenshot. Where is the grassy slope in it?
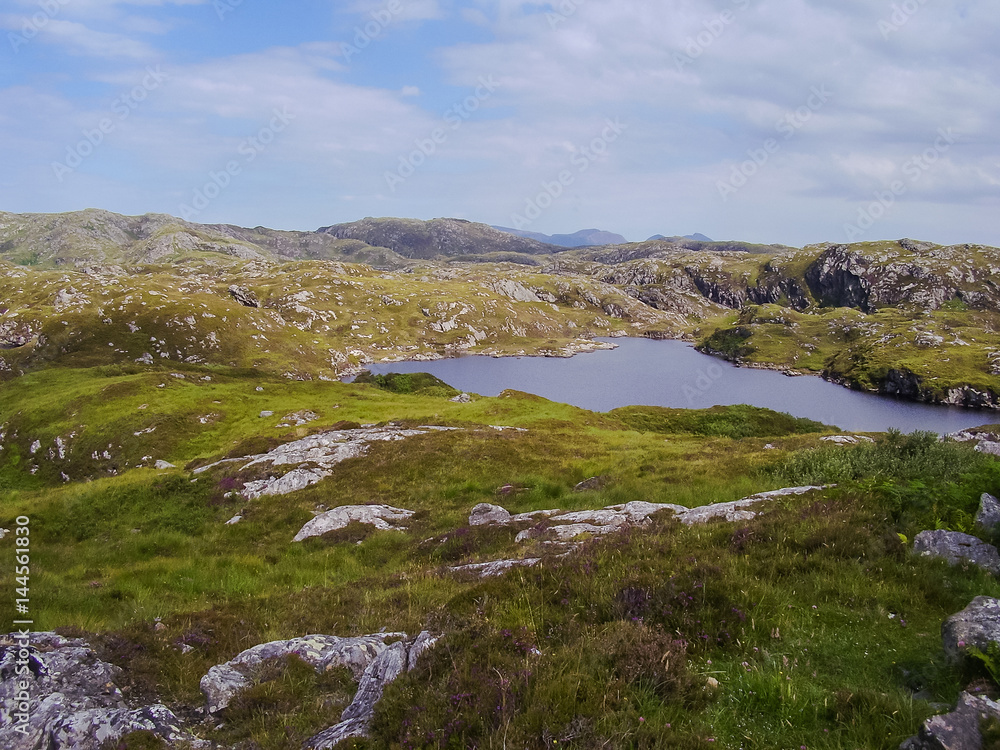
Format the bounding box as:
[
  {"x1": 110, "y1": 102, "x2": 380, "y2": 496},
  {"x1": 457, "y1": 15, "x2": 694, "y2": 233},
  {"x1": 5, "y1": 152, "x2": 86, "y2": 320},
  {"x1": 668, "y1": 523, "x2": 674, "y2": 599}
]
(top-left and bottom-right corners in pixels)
[{"x1": 2, "y1": 364, "x2": 1000, "y2": 749}]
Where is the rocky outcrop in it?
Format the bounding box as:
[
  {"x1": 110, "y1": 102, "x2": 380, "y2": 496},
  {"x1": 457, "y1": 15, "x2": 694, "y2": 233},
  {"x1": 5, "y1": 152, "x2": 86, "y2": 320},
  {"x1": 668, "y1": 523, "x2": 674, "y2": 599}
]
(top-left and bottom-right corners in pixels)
[
  {"x1": 194, "y1": 425, "x2": 455, "y2": 500},
  {"x1": 227, "y1": 285, "x2": 259, "y2": 308},
  {"x1": 941, "y1": 596, "x2": 1000, "y2": 665},
  {"x1": 0, "y1": 632, "x2": 205, "y2": 750},
  {"x1": 900, "y1": 690, "x2": 1000, "y2": 749},
  {"x1": 833, "y1": 369, "x2": 1000, "y2": 410},
  {"x1": 879, "y1": 369, "x2": 924, "y2": 400},
  {"x1": 200, "y1": 631, "x2": 438, "y2": 747},
  {"x1": 293, "y1": 505, "x2": 415, "y2": 542},
  {"x1": 820, "y1": 435, "x2": 875, "y2": 445},
  {"x1": 468, "y1": 486, "x2": 828, "y2": 541},
  {"x1": 913, "y1": 531, "x2": 1000, "y2": 575},
  {"x1": 976, "y1": 493, "x2": 1000, "y2": 533},
  {"x1": 449, "y1": 558, "x2": 543, "y2": 578}
]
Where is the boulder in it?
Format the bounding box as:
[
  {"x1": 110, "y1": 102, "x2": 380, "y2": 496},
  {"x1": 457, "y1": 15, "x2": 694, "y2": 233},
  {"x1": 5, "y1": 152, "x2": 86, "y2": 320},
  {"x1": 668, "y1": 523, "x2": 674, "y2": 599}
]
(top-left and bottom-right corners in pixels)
[
  {"x1": 977, "y1": 442, "x2": 1000, "y2": 457},
  {"x1": 573, "y1": 476, "x2": 610, "y2": 492},
  {"x1": 976, "y1": 493, "x2": 1000, "y2": 533},
  {"x1": 900, "y1": 691, "x2": 1000, "y2": 749},
  {"x1": 913, "y1": 530, "x2": 1000, "y2": 575},
  {"x1": 942, "y1": 596, "x2": 1000, "y2": 665},
  {"x1": 0, "y1": 632, "x2": 205, "y2": 750},
  {"x1": 293, "y1": 505, "x2": 415, "y2": 542},
  {"x1": 469, "y1": 503, "x2": 512, "y2": 526}
]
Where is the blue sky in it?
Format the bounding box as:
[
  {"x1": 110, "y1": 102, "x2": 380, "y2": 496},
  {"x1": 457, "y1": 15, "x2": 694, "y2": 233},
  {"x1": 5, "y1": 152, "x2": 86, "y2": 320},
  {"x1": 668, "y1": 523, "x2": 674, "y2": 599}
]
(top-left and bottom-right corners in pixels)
[{"x1": 1, "y1": 0, "x2": 998, "y2": 246}]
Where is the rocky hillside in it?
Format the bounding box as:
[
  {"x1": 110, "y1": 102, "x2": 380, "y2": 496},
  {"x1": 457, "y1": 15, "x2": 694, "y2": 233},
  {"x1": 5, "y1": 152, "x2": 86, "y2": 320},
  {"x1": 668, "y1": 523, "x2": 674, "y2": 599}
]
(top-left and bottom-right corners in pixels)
[
  {"x1": 318, "y1": 217, "x2": 565, "y2": 259},
  {"x1": 0, "y1": 255, "x2": 713, "y2": 381},
  {"x1": 0, "y1": 209, "x2": 410, "y2": 270},
  {"x1": 552, "y1": 239, "x2": 1000, "y2": 408}
]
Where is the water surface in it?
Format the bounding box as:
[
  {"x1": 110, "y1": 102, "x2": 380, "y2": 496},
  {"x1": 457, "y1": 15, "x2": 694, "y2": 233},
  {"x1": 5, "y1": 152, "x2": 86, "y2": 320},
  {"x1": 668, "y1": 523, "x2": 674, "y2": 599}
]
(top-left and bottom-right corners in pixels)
[{"x1": 360, "y1": 338, "x2": 996, "y2": 434}]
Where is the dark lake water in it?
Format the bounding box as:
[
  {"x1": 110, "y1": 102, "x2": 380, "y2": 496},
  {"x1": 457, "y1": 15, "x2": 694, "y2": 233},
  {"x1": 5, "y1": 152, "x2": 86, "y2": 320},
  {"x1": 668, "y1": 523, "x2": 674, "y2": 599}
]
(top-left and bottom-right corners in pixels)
[{"x1": 359, "y1": 338, "x2": 997, "y2": 434}]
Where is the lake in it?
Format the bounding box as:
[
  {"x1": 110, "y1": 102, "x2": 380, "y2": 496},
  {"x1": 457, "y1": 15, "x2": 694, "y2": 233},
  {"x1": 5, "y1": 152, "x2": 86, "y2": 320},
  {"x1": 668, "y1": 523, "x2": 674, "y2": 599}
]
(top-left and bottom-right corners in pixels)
[{"x1": 358, "y1": 338, "x2": 997, "y2": 434}]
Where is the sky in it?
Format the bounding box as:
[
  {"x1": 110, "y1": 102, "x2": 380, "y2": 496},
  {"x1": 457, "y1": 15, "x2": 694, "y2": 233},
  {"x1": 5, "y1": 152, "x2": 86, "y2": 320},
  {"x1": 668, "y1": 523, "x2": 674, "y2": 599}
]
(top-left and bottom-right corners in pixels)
[{"x1": 1, "y1": 0, "x2": 998, "y2": 247}]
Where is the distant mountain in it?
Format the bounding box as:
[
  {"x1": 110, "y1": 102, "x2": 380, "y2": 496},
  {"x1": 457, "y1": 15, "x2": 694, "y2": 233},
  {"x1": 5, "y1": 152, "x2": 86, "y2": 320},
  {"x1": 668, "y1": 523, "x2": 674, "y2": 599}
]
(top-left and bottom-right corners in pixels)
[
  {"x1": 0, "y1": 208, "x2": 409, "y2": 269},
  {"x1": 648, "y1": 233, "x2": 714, "y2": 242},
  {"x1": 319, "y1": 217, "x2": 566, "y2": 259},
  {"x1": 492, "y1": 227, "x2": 628, "y2": 248}
]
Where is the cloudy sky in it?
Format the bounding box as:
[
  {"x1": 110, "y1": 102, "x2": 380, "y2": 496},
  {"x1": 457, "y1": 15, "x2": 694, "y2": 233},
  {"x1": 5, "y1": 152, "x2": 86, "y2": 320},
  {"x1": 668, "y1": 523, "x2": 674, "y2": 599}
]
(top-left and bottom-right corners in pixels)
[{"x1": 2, "y1": 0, "x2": 998, "y2": 246}]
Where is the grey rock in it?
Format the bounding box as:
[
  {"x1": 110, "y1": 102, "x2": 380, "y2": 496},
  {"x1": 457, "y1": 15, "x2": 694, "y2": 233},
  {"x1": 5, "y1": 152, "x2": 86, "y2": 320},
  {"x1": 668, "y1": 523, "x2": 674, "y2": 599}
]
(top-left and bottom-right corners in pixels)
[
  {"x1": 676, "y1": 486, "x2": 827, "y2": 526},
  {"x1": 913, "y1": 530, "x2": 1000, "y2": 575},
  {"x1": 0, "y1": 632, "x2": 205, "y2": 749},
  {"x1": 469, "y1": 503, "x2": 512, "y2": 526},
  {"x1": 467, "y1": 487, "x2": 826, "y2": 543},
  {"x1": 228, "y1": 285, "x2": 259, "y2": 308},
  {"x1": 259, "y1": 410, "x2": 274, "y2": 418},
  {"x1": 154, "y1": 460, "x2": 175, "y2": 470},
  {"x1": 200, "y1": 633, "x2": 408, "y2": 713},
  {"x1": 194, "y1": 425, "x2": 453, "y2": 500},
  {"x1": 450, "y1": 393, "x2": 472, "y2": 403},
  {"x1": 448, "y1": 558, "x2": 542, "y2": 578},
  {"x1": 900, "y1": 690, "x2": 1000, "y2": 749},
  {"x1": 820, "y1": 435, "x2": 875, "y2": 445},
  {"x1": 976, "y1": 493, "x2": 1000, "y2": 532},
  {"x1": 243, "y1": 467, "x2": 329, "y2": 500},
  {"x1": 277, "y1": 410, "x2": 319, "y2": 427},
  {"x1": 977, "y1": 441, "x2": 1000, "y2": 457},
  {"x1": 942, "y1": 596, "x2": 1000, "y2": 665},
  {"x1": 606, "y1": 500, "x2": 687, "y2": 524},
  {"x1": 201, "y1": 631, "x2": 439, "y2": 749},
  {"x1": 225, "y1": 515, "x2": 242, "y2": 525},
  {"x1": 407, "y1": 631, "x2": 439, "y2": 671},
  {"x1": 488, "y1": 279, "x2": 542, "y2": 303},
  {"x1": 573, "y1": 475, "x2": 610, "y2": 492},
  {"x1": 293, "y1": 505, "x2": 415, "y2": 542},
  {"x1": 550, "y1": 522, "x2": 620, "y2": 540}
]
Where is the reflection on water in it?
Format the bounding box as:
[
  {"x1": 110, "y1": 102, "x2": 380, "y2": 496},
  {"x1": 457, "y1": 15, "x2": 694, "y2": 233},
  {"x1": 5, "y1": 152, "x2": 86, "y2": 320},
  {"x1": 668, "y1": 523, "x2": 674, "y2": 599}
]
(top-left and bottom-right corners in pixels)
[{"x1": 358, "y1": 338, "x2": 996, "y2": 434}]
